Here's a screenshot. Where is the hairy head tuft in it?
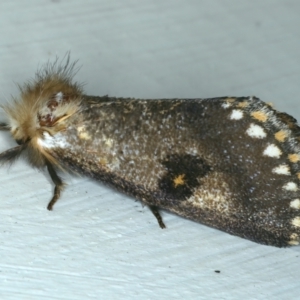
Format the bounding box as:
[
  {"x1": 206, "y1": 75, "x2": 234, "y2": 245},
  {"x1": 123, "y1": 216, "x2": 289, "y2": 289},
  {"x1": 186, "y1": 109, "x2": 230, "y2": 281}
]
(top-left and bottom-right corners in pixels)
[{"x1": 0, "y1": 55, "x2": 83, "y2": 167}]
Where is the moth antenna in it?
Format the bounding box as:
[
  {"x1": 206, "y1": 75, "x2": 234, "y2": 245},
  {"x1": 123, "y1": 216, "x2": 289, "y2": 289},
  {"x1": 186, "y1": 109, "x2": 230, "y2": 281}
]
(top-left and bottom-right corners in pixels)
[
  {"x1": 36, "y1": 52, "x2": 81, "y2": 84},
  {"x1": 0, "y1": 144, "x2": 26, "y2": 165},
  {"x1": 0, "y1": 89, "x2": 10, "y2": 104},
  {"x1": 45, "y1": 158, "x2": 65, "y2": 210},
  {"x1": 33, "y1": 86, "x2": 44, "y2": 106}
]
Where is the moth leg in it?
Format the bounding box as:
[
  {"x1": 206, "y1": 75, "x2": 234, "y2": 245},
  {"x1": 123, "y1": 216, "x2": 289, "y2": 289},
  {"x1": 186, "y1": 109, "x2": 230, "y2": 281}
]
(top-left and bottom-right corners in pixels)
[
  {"x1": 0, "y1": 123, "x2": 10, "y2": 131},
  {"x1": 45, "y1": 160, "x2": 64, "y2": 210},
  {"x1": 149, "y1": 205, "x2": 166, "y2": 229}
]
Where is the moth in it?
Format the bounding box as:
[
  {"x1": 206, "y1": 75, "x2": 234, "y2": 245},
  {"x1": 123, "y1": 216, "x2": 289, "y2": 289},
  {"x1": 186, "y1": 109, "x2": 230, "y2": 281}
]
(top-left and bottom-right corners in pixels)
[{"x1": 1, "y1": 57, "x2": 300, "y2": 248}]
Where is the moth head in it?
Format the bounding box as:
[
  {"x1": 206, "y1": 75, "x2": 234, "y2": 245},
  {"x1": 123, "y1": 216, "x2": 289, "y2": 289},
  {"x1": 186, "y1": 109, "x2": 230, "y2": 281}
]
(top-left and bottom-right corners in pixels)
[{"x1": 0, "y1": 55, "x2": 82, "y2": 168}]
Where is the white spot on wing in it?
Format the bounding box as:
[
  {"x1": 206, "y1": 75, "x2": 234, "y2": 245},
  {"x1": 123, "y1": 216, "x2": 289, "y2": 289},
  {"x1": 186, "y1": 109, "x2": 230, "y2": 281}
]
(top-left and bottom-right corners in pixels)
[
  {"x1": 263, "y1": 144, "x2": 282, "y2": 158},
  {"x1": 38, "y1": 132, "x2": 71, "y2": 149},
  {"x1": 283, "y1": 182, "x2": 298, "y2": 191},
  {"x1": 291, "y1": 216, "x2": 300, "y2": 227},
  {"x1": 230, "y1": 109, "x2": 243, "y2": 120},
  {"x1": 246, "y1": 123, "x2": 266, "y2": 139},
  {"x1": 288, "y1": 240, "x2": 299, "y2": 245},
  {"x1": 288, "y1": 233, "x2": 299, "y2": 245},
  {"x1": 272, "y1": 164, "x2": 291, "y2": 175},
  {"x1": 290, "y1": 199, "x2": 300, "y2": 209},
  {"x1": 290, "y1": 233, "x2": 299, "y2": 240},
  {"x1": 222, "y1": 102, "x2": 231, "y2": 109}
]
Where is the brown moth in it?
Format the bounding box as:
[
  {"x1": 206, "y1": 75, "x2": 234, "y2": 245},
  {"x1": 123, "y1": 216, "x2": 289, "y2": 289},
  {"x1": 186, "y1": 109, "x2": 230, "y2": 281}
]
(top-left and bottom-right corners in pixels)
[{"x1": 1, "y1": 56, "x2": 300, "y2": 247}]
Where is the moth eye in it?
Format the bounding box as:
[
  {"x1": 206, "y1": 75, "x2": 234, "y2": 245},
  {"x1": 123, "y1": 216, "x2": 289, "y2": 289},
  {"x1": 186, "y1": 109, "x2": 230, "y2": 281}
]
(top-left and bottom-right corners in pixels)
[
  {"x1": 15, "y1": 138, "x2": 24, "y2": 145},
  {"x1": 15, "y1": 137, "x2": 31, "y2": 145}
]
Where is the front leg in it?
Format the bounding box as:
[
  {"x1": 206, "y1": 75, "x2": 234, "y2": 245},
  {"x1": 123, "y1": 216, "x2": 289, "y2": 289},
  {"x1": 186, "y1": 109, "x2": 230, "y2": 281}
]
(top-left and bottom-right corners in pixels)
[
  {"x1": 0, "y1": 123, "x2": 10, "y2": 131},
  {"x1": 45, "y1": 159, "x2": 65, "y2": 210}
]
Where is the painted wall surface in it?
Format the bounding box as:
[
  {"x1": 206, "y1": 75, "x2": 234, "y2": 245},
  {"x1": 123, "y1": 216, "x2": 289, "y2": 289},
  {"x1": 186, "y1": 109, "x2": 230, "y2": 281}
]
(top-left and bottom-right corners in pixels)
[{"x1": 0, "y1": 1, "x2": 299, "y2": 299}]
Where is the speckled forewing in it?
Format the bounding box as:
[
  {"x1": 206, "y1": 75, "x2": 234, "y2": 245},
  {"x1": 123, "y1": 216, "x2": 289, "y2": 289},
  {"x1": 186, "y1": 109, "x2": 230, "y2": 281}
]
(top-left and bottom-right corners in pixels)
[{"x1": 40, "y1": 96, "x2": 300, "y2": 247}]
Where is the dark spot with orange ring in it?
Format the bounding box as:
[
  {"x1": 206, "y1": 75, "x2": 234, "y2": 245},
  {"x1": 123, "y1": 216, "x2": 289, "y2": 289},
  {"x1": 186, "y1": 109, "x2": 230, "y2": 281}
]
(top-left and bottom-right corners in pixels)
[{"x1": 159, "y1": 154, "x2": 211, "y2": 201}]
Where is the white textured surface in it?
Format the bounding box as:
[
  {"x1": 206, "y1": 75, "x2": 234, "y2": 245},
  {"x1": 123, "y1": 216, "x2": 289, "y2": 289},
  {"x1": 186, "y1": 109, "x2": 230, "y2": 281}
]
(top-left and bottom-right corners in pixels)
[{"x1": 1, "y1": 1, "x2": 300, "y2": 299}]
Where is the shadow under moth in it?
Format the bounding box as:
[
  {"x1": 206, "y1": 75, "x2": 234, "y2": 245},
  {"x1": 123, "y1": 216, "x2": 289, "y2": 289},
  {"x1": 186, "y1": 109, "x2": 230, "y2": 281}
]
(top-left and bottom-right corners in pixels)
[{"x1": 1, "y1": 56, "x2": 300, "y2": 247}]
